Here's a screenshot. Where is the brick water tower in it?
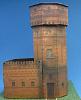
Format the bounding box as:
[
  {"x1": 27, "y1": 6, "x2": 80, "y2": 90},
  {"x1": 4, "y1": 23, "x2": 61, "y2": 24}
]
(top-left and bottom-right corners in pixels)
[{"x1": 30, "y1": 3, "x2": 68, "y2": 98}]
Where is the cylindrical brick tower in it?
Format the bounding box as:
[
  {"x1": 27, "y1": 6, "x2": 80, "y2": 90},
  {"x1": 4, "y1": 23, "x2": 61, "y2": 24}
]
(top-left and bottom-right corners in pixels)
[{"x1": 30, "y1": 3, "x2": 68, "y2": 99}]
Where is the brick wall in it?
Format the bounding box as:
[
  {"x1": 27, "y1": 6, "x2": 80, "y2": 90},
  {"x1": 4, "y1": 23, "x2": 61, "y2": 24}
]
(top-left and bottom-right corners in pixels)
[{"x1": 3, "y1": 60, "x2": 40, "y2": 98}]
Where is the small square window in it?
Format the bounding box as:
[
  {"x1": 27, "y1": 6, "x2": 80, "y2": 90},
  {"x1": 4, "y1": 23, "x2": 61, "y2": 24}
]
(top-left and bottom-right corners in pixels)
[
  {"x1": 31, "y1": 81, "x2": 35, "y2": 86},
  {"x1": 22, "y1": 82, "x2": 25, "y2": 87}
]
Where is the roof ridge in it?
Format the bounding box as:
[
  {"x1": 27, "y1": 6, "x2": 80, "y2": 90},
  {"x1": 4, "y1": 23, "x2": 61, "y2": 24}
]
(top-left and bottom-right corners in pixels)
[{"x1": 29, "y1": 2, "x2": 68, "y2": 8}]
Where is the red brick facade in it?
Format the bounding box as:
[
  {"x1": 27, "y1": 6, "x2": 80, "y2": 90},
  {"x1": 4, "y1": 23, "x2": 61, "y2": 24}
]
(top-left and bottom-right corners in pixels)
[
  {"x1": 3, "y1": 3, "x2": 68, "y2": 99},
  {"x1": 3, "y1": 59, "x2": 42, "y2": 98}
]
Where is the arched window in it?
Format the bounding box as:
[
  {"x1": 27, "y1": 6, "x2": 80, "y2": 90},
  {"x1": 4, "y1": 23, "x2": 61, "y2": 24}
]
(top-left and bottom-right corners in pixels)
[{"x1": 46, "y1": 49, "x2": 52, "y2": 58}]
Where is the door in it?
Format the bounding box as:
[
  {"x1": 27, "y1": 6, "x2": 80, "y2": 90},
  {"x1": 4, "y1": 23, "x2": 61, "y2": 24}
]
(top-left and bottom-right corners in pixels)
[{"x1": 47, "y1": 83, "x2": 54, "y2": 98}]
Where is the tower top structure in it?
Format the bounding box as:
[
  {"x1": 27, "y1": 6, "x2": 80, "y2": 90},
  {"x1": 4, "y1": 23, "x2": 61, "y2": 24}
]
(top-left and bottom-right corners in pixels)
[{"x1": 30, "y1": 3, "x2": 68, "y2": 27}]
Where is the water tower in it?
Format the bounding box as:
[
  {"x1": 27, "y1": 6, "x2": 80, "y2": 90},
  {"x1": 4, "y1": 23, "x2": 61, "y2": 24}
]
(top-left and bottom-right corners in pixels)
[{"x1": 30, "y1": 3, "x2": 68, "y2": 98}]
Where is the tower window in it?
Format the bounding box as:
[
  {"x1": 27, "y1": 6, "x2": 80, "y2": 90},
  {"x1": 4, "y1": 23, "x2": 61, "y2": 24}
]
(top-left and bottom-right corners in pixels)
[
  {"x1": 46, "y1": 49, "x2": 52, "y2": 58},
  {"x1": 12, "y1": 81, "x2": 15, "y2": 87},
  {"x1": 31, "y1": 81, "x2": 35, "y2": 86}
]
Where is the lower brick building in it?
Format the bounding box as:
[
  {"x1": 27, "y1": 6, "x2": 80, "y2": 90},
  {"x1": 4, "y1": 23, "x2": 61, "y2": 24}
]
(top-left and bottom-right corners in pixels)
[
  {"x1": 3, "y1": 58, "x2": 41, "y2": 98},
  {"x1": 3, "y1": 58, "x2": 67, "y2": 99}
]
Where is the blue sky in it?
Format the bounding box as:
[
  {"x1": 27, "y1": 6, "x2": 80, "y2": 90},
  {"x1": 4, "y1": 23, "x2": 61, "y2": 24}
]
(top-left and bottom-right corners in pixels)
[{"x1": 0, "y1": 0, "x2": 81, "y2": 98}]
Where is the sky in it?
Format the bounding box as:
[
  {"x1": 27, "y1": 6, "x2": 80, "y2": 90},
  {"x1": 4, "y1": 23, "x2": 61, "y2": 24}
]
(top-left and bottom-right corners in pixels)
[{"x1": 0, "y1": 0, "x2": 81, "y2": 98}]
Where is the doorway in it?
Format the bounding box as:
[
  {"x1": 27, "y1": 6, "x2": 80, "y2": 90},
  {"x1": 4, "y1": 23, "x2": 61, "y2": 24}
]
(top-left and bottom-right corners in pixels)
[{"x1": 47, "y1": 83, "x2": 54, "y2": 98}]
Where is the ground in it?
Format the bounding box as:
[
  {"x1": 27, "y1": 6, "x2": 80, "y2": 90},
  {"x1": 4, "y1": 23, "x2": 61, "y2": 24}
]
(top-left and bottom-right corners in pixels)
[{"x1": 0, "y1": 81, "x2": 80, "y2": 100}]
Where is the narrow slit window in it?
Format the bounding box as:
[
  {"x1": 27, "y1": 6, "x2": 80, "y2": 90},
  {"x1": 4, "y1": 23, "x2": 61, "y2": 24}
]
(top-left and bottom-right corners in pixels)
[{"x1": 12, "y1": 81, "x2": 15, "y2": 87}]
